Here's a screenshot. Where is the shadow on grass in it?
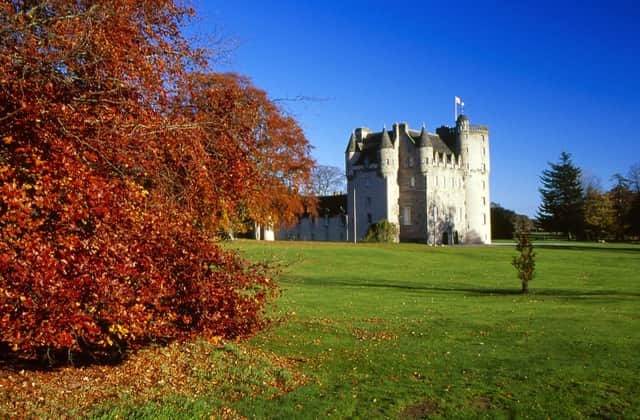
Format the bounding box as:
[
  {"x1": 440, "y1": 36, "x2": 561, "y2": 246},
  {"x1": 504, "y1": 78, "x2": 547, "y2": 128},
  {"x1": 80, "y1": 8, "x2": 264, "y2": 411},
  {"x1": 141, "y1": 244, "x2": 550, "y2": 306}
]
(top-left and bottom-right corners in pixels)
[
  {"x1": 0, "y1": 340, "x2": 134, "y2": 371},
  {"x1": 534, "y1": 243, "x2": 640, "y2": 253},
  {"x1": 324, "y1": 280, "x2": 640, "y2": 299}
]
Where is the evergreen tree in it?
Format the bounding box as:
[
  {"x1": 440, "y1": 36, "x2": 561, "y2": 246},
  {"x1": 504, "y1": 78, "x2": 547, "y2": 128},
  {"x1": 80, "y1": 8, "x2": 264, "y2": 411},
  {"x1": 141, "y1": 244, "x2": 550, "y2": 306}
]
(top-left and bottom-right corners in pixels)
[
  {"x1": 625, "y1": 163, "x2": 640, "y2": 236},
  {"x1": 537, "y1": 152, "x2": 585, "y2": 239},
  {"x1": 609, "y1": 174, "x2": 634, "y2": 240},
  {"x1": 491, "y1": 202, "x2": 517, "y2": 239}
]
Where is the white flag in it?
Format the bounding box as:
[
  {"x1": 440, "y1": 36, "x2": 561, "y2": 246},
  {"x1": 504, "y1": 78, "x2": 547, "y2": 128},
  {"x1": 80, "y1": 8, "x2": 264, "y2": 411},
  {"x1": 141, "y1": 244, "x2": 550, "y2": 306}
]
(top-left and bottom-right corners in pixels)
[{"x1": 455, "y1": 96, "x2": 461, "y2": 104}]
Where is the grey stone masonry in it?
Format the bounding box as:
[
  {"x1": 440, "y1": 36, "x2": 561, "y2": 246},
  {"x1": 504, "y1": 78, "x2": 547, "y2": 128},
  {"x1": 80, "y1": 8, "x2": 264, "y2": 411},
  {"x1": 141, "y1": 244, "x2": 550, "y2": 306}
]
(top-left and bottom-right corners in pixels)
[{"x1": 345, "y1": 115, "x2": 491, "y2": 244}]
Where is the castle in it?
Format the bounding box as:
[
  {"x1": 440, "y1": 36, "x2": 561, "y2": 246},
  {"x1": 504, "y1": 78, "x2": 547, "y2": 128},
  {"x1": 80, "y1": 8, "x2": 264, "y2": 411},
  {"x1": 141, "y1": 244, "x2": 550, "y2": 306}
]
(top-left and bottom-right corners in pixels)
[{"x1": 276, "y1": 114, "x2": 491, "y2": 244}]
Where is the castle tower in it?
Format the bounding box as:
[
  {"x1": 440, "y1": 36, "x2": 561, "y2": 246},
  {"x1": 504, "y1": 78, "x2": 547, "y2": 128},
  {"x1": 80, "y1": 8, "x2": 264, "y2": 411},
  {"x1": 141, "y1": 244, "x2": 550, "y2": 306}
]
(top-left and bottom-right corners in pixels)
[
  {"x1": 379, "y1": 125, "x2": 400, "y2": 241},
  {"x1": 417, "y1": 124, "x2": 430, "y2": 174},
  {"x1": 379, "y1": 125, "x2": 394, "y2": 175},
  {"x1": 457, "y1": 115, "x2": 491, "y2": 244},
  {"x1": 345, "y1": 131, "x2": 358, "y2": 178}
]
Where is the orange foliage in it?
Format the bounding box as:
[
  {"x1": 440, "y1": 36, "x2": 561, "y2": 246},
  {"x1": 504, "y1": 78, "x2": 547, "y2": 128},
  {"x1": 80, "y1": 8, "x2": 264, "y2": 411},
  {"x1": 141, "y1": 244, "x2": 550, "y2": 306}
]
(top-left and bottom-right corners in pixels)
[
  {"x1": 167, "y1": 72, "x2": 316, "y2": 234},
  {"x1": 0, "y1": 0, "x2": 313, "y2": 362}
]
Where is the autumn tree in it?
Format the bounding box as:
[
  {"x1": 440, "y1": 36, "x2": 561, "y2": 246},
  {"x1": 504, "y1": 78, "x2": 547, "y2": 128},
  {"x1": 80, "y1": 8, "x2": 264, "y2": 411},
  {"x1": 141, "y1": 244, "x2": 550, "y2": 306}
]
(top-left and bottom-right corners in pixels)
[
  {"x1": 537, "y1": 152, "x2": 584, "y2": 239},
  {"x1": 584, "y1": 190, "x2": 615, "y2": 240},
  {"x1": 160, "y1": 72, "x2": 315, "y2": 235},
  {"x1": 0, "y1": 1, "x2": 312, "y2": 363}
]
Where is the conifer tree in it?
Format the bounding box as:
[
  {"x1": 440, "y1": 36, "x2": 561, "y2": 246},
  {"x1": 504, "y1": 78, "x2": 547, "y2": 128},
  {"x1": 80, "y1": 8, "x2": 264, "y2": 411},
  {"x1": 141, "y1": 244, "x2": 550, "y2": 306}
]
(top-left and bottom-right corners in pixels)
[
  {"x1": 537, "y1": 152, "x2": 584, "y2": 239},
  {"x1": 609, "y1": 174, "x2": 634, "y2": 240},
  {"x1": 512, "y1": 228, "x2": 535, "y2": 294}
]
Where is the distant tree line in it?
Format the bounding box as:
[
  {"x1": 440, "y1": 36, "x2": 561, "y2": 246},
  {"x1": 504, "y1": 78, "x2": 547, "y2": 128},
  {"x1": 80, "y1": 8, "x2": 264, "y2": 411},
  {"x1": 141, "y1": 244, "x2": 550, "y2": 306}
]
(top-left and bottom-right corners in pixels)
[
  {"x1": 536, "y1": 153, "x2": 640, "y2": 241},
  {"x1": 492, "y1": 153, "x2": 640, "y2": 241},
  {"x1": 491, "y1": 203, "x2": 533, "y2": 239}
]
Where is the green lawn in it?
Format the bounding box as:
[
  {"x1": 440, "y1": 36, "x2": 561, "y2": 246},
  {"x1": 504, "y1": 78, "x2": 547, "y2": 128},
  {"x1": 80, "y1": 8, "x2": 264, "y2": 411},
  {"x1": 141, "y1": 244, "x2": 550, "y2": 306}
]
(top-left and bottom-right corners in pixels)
[{"x1": 93, "y1": 240, "x2": 640, "y2": 418}]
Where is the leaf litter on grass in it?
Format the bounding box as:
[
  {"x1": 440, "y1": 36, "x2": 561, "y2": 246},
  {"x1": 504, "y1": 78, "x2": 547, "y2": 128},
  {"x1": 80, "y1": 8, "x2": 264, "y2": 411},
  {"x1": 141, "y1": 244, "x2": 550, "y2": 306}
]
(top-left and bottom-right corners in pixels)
[{"x1": 0, "y1": 338, "x2": 308, "y2": 418}]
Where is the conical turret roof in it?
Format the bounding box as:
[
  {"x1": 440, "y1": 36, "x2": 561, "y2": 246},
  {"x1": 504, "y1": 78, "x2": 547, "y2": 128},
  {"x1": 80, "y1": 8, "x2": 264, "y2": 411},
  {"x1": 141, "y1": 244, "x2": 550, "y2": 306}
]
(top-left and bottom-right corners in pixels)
[
  {"x1": 416, "y1": 124, "x2": 429, "y2": 148},
  {"x1": 345, "y1": 131, "x2": 357, "y2": 153},
  {"x1": 456, "y1": 114, "x2": 469, "y2": 124},
  {"x1": 380, "y1": 125, "x2": 393, "y2": 149}
]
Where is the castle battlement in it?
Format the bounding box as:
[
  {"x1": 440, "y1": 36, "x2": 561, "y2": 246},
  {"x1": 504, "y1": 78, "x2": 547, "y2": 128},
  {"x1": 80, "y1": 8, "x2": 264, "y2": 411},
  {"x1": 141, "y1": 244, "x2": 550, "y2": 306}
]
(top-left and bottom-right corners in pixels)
[{"x1": 468, "y1": 125, "x2": 489, "y2": 133}]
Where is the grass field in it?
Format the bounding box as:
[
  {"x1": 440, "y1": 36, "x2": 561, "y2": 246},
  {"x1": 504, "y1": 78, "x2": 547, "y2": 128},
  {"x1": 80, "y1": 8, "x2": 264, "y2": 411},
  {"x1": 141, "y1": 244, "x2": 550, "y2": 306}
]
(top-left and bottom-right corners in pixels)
[
  {"x1": 5, "y1": 241, "x2": 638, "y2": 418},
  {"x1": 228, "y1": 241, "x2": 640, "y2": 419}
]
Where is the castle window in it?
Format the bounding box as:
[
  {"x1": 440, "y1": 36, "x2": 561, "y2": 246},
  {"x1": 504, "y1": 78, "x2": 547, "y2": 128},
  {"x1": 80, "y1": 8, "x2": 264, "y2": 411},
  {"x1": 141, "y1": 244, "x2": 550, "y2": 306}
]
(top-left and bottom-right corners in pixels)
[
  {"x1": 366, "y1": 196, "x2": 372, "y2": 208},
  {"x1": 482, "y1": 180, "x2": 486, "y2": 190},
  {"x1": 324, "y1": 214, "x2": 329, "y2": 226},
  {"x1": 409, "y1": 176, "x2": 415, "y2": 188},
  {"x1": 408, "y1": 157, "x2": 414, "y2": 167},
  {"x1": 483, "y1": 213, "x2": 487, "y2": 225},
  {"x1": 386, "y1": 158, "x2": 390, "y2": 165},
  {"x1": 447, "y1": 155, "x2": 452, "y2": 164},
  {"x1": 401, "y1": 207, "x2": 412, "y2": 225},
  {"x1": 482, "y1": 196, "x2": 486, "y2": 206}
]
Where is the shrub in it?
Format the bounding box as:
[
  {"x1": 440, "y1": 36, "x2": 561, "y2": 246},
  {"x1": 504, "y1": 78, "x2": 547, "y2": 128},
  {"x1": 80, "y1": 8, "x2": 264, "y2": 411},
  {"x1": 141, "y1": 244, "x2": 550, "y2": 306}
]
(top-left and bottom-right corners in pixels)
[
  {"x1": 363, "y1": 221, "x2": 398, "y2": 243},
  {"x1": 512, "y1": 229, "x2": 536, "y2": 294}
]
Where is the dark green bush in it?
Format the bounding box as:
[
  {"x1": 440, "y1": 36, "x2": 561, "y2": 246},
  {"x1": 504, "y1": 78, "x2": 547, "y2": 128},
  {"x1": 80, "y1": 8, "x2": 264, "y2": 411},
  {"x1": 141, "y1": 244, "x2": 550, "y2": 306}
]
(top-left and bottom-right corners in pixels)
[{"x1": 363, "y1": 220, "x2": 398, "y2": 243}]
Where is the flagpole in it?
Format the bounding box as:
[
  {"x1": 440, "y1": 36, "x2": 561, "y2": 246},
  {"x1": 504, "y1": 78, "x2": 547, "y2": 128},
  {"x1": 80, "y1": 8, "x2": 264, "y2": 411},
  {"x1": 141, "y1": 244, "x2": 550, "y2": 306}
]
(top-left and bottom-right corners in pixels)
[
  {"x1": 353, "y1": 185, "x2": 357, "y2": 243},
  {"x1": 454, "y1": 97, "x2": 457, "y2": 121}
]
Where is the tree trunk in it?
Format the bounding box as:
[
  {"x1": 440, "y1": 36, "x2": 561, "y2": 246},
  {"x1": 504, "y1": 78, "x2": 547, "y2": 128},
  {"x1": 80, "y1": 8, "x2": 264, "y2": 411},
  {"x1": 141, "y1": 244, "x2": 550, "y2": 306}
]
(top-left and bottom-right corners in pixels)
[{"x1": 521, "y1": 281, "x2": 529, "y2": 294}]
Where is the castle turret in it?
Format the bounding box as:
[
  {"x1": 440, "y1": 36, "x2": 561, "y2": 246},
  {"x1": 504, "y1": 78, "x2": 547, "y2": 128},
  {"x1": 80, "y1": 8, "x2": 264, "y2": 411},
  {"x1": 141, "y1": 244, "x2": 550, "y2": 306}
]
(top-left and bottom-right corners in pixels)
[
  {"x1": 345, "y1": 131, "x2": 358, "y2": 178},
  {"x1": 379, "y1": 125, "x2": 395, "y2": 177},
  {"x1": 457, "y1": 114, "x2": 491, "y2": 244},
  {"x1": 417, "y1": 124, "x2": 430, "y2": 174}
]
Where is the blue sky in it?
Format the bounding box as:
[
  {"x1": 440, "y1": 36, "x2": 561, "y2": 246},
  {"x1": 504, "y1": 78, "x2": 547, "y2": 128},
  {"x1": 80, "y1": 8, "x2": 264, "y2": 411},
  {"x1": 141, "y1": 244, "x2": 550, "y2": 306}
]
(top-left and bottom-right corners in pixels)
[{"x1": 191, "y1": 0, "x2": 639, "y2": 216}]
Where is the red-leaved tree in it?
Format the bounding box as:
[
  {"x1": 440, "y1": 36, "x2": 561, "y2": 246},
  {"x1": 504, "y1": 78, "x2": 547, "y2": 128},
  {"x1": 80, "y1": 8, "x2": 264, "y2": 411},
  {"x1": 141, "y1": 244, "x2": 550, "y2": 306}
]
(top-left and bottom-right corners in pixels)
[
  {"x1": 0, "y1": 0, "x2": 313, "y2": 363},
  {"x1": 164, "y1": 72, "x2": 316, "y2": 236}
]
